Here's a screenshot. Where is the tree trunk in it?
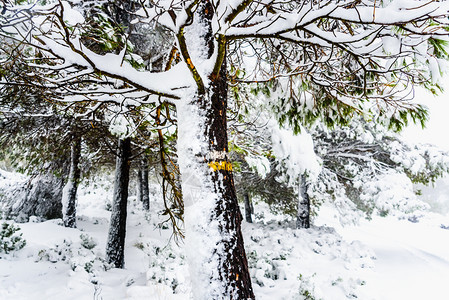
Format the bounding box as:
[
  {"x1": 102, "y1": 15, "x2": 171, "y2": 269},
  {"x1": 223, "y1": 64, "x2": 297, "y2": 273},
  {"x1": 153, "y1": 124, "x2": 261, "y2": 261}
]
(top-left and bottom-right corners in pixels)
[
  {"x1": 244, "y1": 192, "x2": 252, "y2": 223},
  {"x1": 177, "y1": 4, "x2": 254, "y2": 296},
  {"x1": 62, "y1": 136, "x2": 81, "y2": 228},
  {"x1": 141, "y1": 157, "x2": 150, "y2": 211},
  {"x1": 178, "y1": 87, "x2": 254, "y2": 299},
  {"x1": 296, "y1": 174, "x2": 310, "y2": 229},
  {"x1": 136, "y1": 168, "x2": 142, "y2": 202},
  {"x1": 106, "y1": 137, "x2": 131, "y2": 269}
]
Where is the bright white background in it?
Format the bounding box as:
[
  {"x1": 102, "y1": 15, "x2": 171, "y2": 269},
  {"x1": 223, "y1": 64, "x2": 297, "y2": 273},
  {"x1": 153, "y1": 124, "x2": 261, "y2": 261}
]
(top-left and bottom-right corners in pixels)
[
  {"x1": 401, "y1": 80, "x2": 449, "y2": 214},
  {"x1": 402, "y1": 81, "x2": 449, "y2": 151}
]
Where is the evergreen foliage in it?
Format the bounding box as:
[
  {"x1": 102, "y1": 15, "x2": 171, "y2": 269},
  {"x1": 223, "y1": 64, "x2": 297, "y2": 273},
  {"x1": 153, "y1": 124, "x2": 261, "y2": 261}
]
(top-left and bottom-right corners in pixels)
[{"x1": 0, "y1": 222, "x2": 26, "y2": 254}]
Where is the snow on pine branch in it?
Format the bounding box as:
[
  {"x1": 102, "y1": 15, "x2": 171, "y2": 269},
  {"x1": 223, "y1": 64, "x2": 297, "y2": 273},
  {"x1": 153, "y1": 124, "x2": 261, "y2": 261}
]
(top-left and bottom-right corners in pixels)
[
  {"x1": 225, "y1": 0, "x2": 449, "y2": 96},
  {"x1": 2, "y1": 0, "x2": 449, "y2": 126},
  {"x1": 1, "y1": 1, "x2": 193, "y2": 104},
  {"x1": 225, "y1": 0, "x2": 449, "y2": 36}
]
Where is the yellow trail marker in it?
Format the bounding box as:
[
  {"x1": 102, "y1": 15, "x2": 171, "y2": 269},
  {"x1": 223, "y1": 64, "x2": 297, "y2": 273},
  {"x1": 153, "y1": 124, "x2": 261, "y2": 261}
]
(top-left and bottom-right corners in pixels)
[{"x1": 208, "y1": 161, "x2": 233, "y2": 172}]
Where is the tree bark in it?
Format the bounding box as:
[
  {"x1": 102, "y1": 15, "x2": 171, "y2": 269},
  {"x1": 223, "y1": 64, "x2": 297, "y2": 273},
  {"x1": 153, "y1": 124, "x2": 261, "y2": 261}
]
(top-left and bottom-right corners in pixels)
[
  {"x1": 244, "y1": 192, "x2": 253, "y2": 223},
  {"x1": 179, "y1": 84, "x2": 254, "y2": 299},
  {"x1": 208, "y1": 71, "x2": 254, "y2": 297},
  {"x1": 62, "y1": 135, "x2": 81, "y2": 228},
  {"x1": 106, "y1": 137, "x2": 131, "y2": 269},
  {"x1": 177, "y1": 3, "x2": 254, "y2": 297},
  {"x1": 141, "y1": 157, "x2": 150, "y2": 211},
  {"x1": 296, "y1": 174, "x2": 310, "y2": 229},
  {"x1": 174, "y1": 2, "x2": 254, "y2": 298},
  {"x1": 136, "y1": 168, "x2": 142, "y2": 202}
]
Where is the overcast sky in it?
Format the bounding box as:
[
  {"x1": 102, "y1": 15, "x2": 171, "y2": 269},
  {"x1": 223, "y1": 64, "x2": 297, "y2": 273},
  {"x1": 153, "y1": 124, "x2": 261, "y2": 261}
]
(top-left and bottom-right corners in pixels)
[{"x1": 401, "y1": 80, "x2": 449, "y2": 151}]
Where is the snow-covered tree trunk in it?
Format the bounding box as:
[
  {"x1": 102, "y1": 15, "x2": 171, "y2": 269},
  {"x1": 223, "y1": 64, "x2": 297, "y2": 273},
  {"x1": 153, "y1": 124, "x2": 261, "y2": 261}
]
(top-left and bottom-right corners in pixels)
[
  {"x1": 178, "y1": 92, "x2": 254, "y2": 298},
  {"x1": 296, "y1": 174, "x2": 310, "y2": 229},
  {"x1": 106, "y1": 137, "x2": 131, "y2": 269},
  {"x1": 244, "y1": 192, "x2": 253, "y2": 223},
  {"x1": 141, "y1": 158, "x2": 149, "y2": 211},
  {"x1": 177, "y1": 3, "x2": 254, "y2": 292},
  {"x1": 62, "y1": 136, "x2": 81, "y2": 228}
]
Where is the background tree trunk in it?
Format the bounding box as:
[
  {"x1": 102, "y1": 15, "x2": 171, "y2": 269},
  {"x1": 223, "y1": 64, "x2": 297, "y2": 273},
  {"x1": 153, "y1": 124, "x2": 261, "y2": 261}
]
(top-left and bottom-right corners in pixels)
[
  {"x1": 106, "y1": 137, "x2": 131, "y2": 268},
  {"x1": 62, "y1": 135, "x2": 81, "y2": 228},
  {"x1": 136, "y1": 168, "x2": 142, "y2": 203},
  {"x1": 244, "y1": 192, "x2": 253, "y2": 223},
  {"x1": 141, "y1": 157, "x2": 150, "y2": 211},
  {"x1": 296, "y1": 174, "x2": 310, "y2": 229}
]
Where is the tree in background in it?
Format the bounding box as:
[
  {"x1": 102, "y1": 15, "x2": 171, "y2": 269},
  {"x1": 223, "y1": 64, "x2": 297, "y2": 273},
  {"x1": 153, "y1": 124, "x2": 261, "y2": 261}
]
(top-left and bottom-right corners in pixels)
[
  {"x1": 61, "y1": 133, "x2": 81, "y2": 228},
  {"x1": 310, "y1": 117, "x2": 449, "y2": 224},
  {"x1": 0, "y1": 89, "x2": 77, "y2": 222},
  {"x1": 229, "y1": 109, "x2": 317, "y2": 229},
  {"x1": 105, "y1": 137, "x2": 131, "y2": 268},
  {"x1": 232, "y1": 113, "x2": 449, "y2": 227}
]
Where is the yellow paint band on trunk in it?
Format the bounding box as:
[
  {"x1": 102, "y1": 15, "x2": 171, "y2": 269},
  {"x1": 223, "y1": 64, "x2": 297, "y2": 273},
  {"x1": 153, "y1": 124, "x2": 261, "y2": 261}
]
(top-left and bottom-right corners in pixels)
[{"x1": 208, "y1": 161, "x2": 233, "y2": 172}]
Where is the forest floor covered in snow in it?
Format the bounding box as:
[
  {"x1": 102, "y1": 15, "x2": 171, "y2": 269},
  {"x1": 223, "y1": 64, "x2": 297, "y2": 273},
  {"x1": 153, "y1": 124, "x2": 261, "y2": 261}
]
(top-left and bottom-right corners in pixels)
[{"x1": 1, "y1": 175, "x2": 449, "y2": 300}]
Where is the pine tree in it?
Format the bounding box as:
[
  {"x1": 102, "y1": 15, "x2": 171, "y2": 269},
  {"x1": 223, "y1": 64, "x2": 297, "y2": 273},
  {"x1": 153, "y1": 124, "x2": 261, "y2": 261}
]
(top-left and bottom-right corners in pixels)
[{"x1": 3, "y1": 1, "x2": 449, "y2": 298}]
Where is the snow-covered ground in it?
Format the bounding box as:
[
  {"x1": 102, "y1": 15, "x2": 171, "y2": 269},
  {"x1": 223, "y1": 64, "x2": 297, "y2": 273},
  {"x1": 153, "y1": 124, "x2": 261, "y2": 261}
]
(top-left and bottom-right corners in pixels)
[
  {"x1": 1, "y1": 176, "x2": 449, "y2": 300},
  {"x1": 340, "y1": 215, "x2": 449, "y2": 300},
  {"x1": 316, "y1": 205, "x2": 449, "y2": 300}
]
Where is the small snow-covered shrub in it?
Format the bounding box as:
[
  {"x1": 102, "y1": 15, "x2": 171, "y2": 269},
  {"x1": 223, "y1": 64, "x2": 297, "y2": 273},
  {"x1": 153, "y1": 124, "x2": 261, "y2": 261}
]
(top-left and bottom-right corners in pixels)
[
  {"x1": 36, "y1": 237, "x2": 109, "y2": 275},
  {"x1": 133, "y1": 241, "x2": 145, "y2": 250},
  {"x1": 37, "y1": 239, "x2": 73, "y2": 262},
  {"x1": 298, "y1": 274, "x2": 320, "y2": 300},
  {"x1": 360, "y1": 172, "x2": 429, "y2": 217},
  {"x1": 80, "y1": 233, "x2": 97, "y2": 250},
  {"x1": 244, "y1": 221, "x2": 375, "y2": 299},
  {"x1": 0, "y1": 222, "x2": 26, "y2": 254},
  {"x1": 104, "y1": 201, "x2": 112, "y2": 212},
  {"x1": 135, "y1": 240, "x2": 189, "y2": 294}
]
